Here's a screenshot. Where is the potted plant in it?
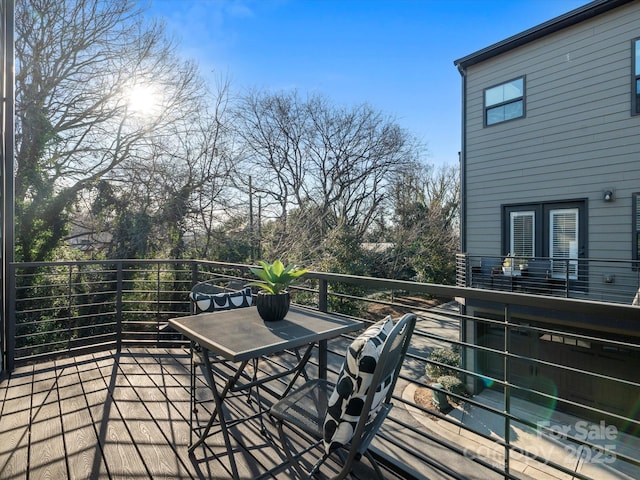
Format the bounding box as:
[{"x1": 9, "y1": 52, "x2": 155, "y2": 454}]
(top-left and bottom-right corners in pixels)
[
  {"x1": 502, "y1": 254, "x2": 513, "y2": 276},
  {"x1": 248, "y1": 260, "x2": 308, "y2": 321}
]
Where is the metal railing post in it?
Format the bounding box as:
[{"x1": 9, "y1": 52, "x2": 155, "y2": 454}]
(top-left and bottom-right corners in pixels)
[
  {"x1": 318, "y1": 278, "x2": 329, "y2": 380},
  {"x1": 192, "y1": 262, "x2": 199, "y2": 287},
  {"x1": 6, "y1": 263, "x2": 15, "y2": 372},
  {"x1": 157, "y1": 261, "x2": 161, "y2": 317},
  {"x1": 318, "y1": 278, "x2": 328, "y2": 313},
  {"x1": 156, "y1": 262, "x2": 161, "y2": 345},
  {"x1": 116, "y1": 262, "x2": 123, "y2": 351},
  {"x1": 503, "y1": 303, "x2": 511, "y2": 476},
  {"x1": 465, "y1": 253, "x2": 470, "y2": 287},
  {"x1": 67, "y1": 264, "x2": 73, "y2": 353},
  {"x1": 2, "y1": 0, "x2": 15, "y2": 375}
]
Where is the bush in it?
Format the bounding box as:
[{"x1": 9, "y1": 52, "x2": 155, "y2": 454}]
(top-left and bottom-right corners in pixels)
[
  {"x1": 426, "y1": 348, "x2": 460, "y2": 379},
  {"x1": 437, "y1": 375, "x2": 467, "y2": 398}
]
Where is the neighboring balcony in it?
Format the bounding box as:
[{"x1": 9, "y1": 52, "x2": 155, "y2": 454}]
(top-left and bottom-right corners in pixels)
[
  {"x1": 1, "y1": 259, "x2": 639, "y2": 480},
  {"x1": 457, "y1": 254, "x2": 640, "y2": 305}
]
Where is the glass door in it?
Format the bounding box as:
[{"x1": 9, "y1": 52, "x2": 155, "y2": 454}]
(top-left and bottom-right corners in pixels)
[{"x1": 549, "y1": 208, "x2": 579, "y2": 279}]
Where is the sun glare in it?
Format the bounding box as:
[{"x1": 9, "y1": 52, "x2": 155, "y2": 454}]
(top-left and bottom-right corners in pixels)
[{"x1": 127, "y1": 83, "x2": 161, "y2": 117}]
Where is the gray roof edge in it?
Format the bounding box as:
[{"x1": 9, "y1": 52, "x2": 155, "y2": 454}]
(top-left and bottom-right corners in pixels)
[{"x1": 453, "y1": 0, "x2": 636, "y2": 70}]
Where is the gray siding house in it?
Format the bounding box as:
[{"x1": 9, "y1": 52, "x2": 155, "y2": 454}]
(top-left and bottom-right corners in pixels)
[{"x1": 454, "y1": 0, "x2": 639, "y2": 422}]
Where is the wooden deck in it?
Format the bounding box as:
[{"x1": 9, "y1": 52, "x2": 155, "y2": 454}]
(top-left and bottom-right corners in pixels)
[{"x1": 0, "y1": 348, "x2": 408, "y2": 480}]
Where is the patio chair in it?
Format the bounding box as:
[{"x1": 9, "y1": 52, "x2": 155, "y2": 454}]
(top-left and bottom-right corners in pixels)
[
  {"x1": 269, "y1": 313, "x2": 417, "y2": 479},
  {"x1": 520, "y1": 259, "x2": 552, "y2": 294},
  {"x1": 189, "y1": 278, "x2": 253, "y2": 314},
  {"x1": 189, "y1": 279, "x2": 308, "y2": 437},
  {"x1": 472, "y1": 257, "x2": 501, "y2": 288},
  {"x1": 160, "y1": 278, "x2": 250, "y2": 338},
  {"x1": 188, "y1": 280, "x2": 256, "y2": 431}
]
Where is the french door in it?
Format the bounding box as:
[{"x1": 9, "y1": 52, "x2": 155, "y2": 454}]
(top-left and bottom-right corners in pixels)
[
  {"x1": 548, "y1": 208, "x2": 579, "y2": 279},
  {"x1": 505, "y1": 200, "x2": 586, "y2": 281}
]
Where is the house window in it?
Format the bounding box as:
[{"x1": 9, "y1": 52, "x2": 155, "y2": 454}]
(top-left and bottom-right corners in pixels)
[
  {"x1": 540, "y1": 333, "x2": 591, "y2": 349},
  {"x1": 485, "y1": 77, "x2": 525, "y2": 126},
  {"x1": 510, "y1": 211, "x2": 535, "y2": 258},
  {"x1": 634, "y1": 39, "x2": 640, "y2": 115},
  {"x1": 504, "y1": 201, "x2": 585, "y2": 281},
  {"x1": 549, "y1": 208, "x2": 579, "y2": 278},
  {"x1": 634, "y1": 193, "x2": 640, "y2": 261}
]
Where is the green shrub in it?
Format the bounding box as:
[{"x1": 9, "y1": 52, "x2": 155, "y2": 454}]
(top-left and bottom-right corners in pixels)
[
  {"x1": 426, "y1": 348, "x2": 460, "y2": 379},
  {"x1": 437, "y1": 375, "x2": 467, "y2": 398}
]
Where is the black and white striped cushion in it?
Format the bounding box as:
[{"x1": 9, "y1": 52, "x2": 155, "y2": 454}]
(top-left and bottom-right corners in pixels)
[
  {"x1": 189, "y1": 287, "x2": 253, "y2": 313},
  {"x1": 323, "y1": 316, "x2": 394, "y2": 453}
]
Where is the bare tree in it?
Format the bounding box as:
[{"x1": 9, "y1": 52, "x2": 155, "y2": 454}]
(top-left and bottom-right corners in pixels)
[
  {"x1": 233, "y1": 91, "x2": 308, "y2": 227},
  {"x1": 15, "y1": 0, "x2": 206, "y2": 261},
  {"x1": 76, "y1": 75, "x2": 238, "y2": 260},
  {"x1": 233, "y1": 90, "x2": 421, "y2": 261}
]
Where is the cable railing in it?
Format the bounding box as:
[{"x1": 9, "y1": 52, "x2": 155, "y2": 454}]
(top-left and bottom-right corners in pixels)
[
  {"x1": 457, "y1": 253, "x2": 640, "y2": 304},
  {"x1": 5, "y1": 259, "x2": 640, "y2": 480}
]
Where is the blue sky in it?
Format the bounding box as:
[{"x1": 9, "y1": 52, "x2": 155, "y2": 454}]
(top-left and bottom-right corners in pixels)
[{"x1": 144, "y1": 0, "x2": 590, "y2": 167}]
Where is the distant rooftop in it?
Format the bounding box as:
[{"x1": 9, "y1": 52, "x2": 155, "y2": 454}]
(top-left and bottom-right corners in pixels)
[{"x1": 361, "y1": 242, "x2": 394, "y2": 253}]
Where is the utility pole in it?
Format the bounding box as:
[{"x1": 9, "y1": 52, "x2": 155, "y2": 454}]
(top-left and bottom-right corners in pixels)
[
  {"x1": 249, "y1": 176, "x2": 254, "y2": 263},
  {"x1": 257, "y1": 196, "x2": 262, "y2": 260}
]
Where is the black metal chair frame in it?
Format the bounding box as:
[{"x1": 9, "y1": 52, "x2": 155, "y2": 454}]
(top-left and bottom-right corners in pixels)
[
  {"x1": 188, "y1": 279, "x2": 260, "y2": 441},
  {"x1": 188, "y1": 279, "x2": 311, "y2": 450},
  {"x1": 268, "y1": 313, "x2": 417, "y2": 480}
]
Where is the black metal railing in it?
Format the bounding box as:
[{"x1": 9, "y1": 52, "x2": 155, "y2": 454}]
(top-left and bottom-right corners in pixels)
[
  {"x1": 5, "y1": 259, "x2": 640, "y2": 480},
  {"x1": 7, "y1": 260, "x2": 258, "y2": 364},
  {"x1": 457, "y1": 253, "x2": 640, "y2": 304}
]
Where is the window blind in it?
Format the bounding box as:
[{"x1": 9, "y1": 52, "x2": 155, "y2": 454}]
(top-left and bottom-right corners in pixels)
[
  {"x1": 550, "y1": 209, "x2": 578, "y2": 278},
  {"x1": 510, "y1": 211, "x2": 534, "y2": 258}
]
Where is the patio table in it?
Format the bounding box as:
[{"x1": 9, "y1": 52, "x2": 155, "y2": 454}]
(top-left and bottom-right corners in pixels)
[{"x1": 168, "y1": 305, "x2": 363, "y2": 480}]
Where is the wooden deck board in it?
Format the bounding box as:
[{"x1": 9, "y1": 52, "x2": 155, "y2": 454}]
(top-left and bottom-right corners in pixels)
[
  {"x1": 0, "y1": 365, "x2": 31, "y2": 480},
  {"x1": 78, "y1": 354, "x2": 151, "y2": 480},
  {"x1": 29, "y1": 365, "x2": 68, "y2": 480},
  {"x1": 0, "y1": 348, "x2": 405, "y2": 480},
  {"x1": 112, "y1": 353, "x2": 194, "y2": 480},
  {"x1": 56, "y1": 357, "x2": 109, "y2": 480}
]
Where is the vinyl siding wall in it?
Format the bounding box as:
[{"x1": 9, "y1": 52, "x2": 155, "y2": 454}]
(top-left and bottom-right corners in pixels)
[{"x1": 463, "y1": 2, "x2": 640, "y2": 262}]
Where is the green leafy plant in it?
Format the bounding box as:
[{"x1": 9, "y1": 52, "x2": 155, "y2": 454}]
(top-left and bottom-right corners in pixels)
[
  {"x1": 248, "y1": 260, "x2": 308, "y2": 295},
  {"x1": 426, "y1": 348, "x2": 461, "y2": 379},
  {"x1": 437, "y1": 375, "x2": 467, "y2": 398}
]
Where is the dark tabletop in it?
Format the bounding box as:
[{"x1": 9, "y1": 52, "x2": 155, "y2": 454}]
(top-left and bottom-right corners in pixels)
[{"x1": 168, "y1": 305, "x2": 364, "y2": 362}]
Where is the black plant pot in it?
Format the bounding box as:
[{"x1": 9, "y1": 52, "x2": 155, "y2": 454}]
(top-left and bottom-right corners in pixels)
[{"x1": 256, "y1": 291, "x2": 290, "y2": 322}]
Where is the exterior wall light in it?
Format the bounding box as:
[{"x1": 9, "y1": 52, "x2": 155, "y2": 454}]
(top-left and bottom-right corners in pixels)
[{"x1": 603, "y1": 190, "x2": 614, "y2": 202}]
